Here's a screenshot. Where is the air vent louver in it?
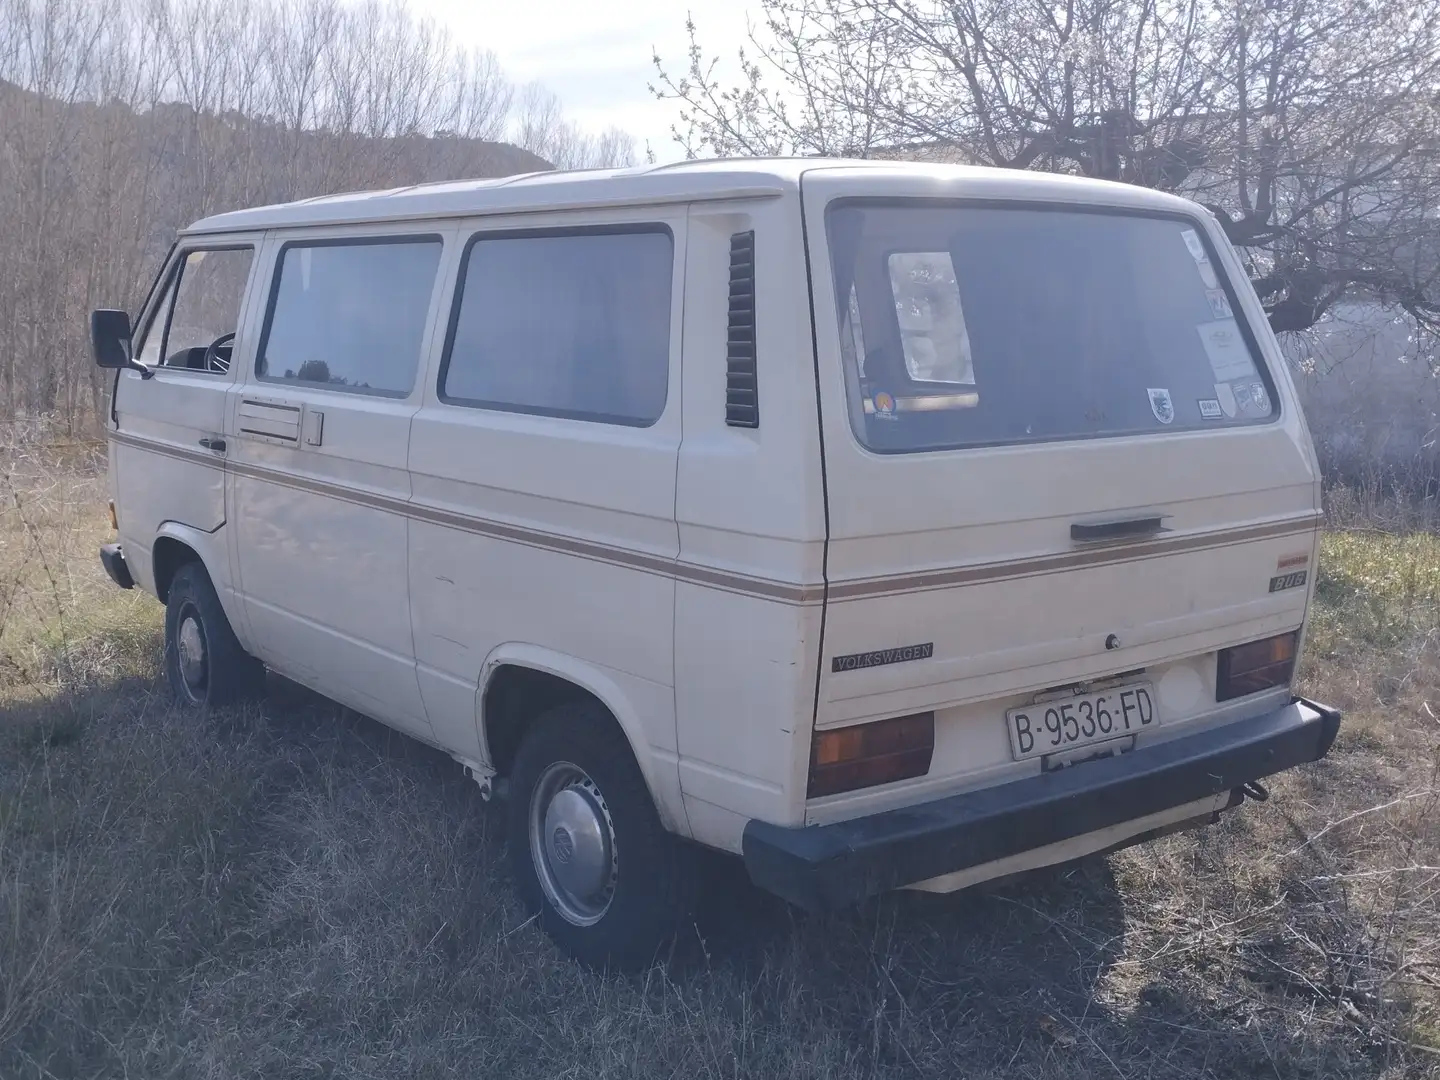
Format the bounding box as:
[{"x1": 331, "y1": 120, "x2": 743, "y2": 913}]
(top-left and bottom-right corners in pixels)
[{"x1": 725, "y1": 231, "x2": 758, "y2": 428}]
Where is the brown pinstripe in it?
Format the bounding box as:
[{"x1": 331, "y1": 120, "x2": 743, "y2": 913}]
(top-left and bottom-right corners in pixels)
[{"x1": 109, "y1": 430, "x2": 1321, "y2": 607}]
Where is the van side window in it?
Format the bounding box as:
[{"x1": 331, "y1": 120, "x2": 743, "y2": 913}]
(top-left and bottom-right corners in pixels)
[
  {"x1": 257, "y1": 238, "x2": 442, "y2": 396},
  {"x1": 886, "y1": 252, "x2": 974, "y2": 385},
  {"x1": 135, "y1": 247, "x2": 254, "y2": 373},
  {"x1": 440, "y1": 227, "x2": 672, "y2": 427}
]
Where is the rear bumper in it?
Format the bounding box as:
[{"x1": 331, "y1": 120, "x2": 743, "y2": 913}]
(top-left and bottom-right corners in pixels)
[
  {"x1": 99, "y1": 543, "x2": 134, "y2": 590},
  {"x1": 742, "y1": 698, "x2": 1341, "y2": 911}
]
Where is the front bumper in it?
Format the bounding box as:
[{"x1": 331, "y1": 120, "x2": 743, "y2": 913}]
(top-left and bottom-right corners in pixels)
[
  {"x1": 99, "y1": 543, "x2": 134, "y2": 590},
  {"x1": 742, "y1": 698, "x2": 1341, "y2": 911}
]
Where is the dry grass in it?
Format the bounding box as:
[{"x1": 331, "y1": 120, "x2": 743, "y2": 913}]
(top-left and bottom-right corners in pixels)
[{"x1": 1, "y1": 444, "x2": 1437, "y2": 1079}]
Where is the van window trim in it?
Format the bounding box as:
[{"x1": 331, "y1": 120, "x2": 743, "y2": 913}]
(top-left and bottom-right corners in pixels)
[
  {"x1": 128, "y1": 240, "x2": 179, "y2": 360},
  {"x1": 254, "y1": 233, "x2": 445, "y2": 400},
  {"x1": 112, "y1": 239, "x2": 177, "y2": 425},
  {"x1": 130, "y1": 260, "x2": 180, "y2": 368},
  {"x1": 825, "y1": 197, "x2": 1283, "y2": 456},
  {"x1": 136, "y1": 242, "x2": 257, "y2": 377},
  {"x1": 435, "y1": 221, "x2": 676, "y2": 429}
]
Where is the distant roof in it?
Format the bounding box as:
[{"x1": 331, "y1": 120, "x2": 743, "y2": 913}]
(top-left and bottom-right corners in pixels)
[{"x1": 183, "y1": 156, "x2": 1198, "y2": 234}]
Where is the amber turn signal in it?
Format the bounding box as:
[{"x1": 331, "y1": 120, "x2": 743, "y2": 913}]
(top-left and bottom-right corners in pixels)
[
  {"x1": 108, "y1": 499, "x2": 118, "y2": 531},
  {"x1": 808, "y1": 712, "x2": 935, "y2": 798},
  {"x1": 1216, "y1": 631, "x2": 1297, "y2": 702}
]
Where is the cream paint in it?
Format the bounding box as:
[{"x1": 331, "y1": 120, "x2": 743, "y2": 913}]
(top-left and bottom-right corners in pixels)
[
  {"x1": 111, "y1": 234, "x2": 265, "y2": 608},
  {"x1": 800, "y1": 168, "x2": 1319, "y2": 842},
  {"x1": 473, "y1": 642, "x2": 688, "y2": 834},
  {"x1": 1158, "y1": 661, "x2": 1206, "y2": 714},
  {"x1": 406, "y1": 204, "x2": 690, "y2": 829},
  {"x1": 671, "y1": 200, "x2": 828, "y2": 841},
  {"x1": 112, "y1": 406, "x2": 226, "y2": 535},
  {"x1": 222, "y1": 226, "x2": 455, "y2": 739},
  {"x1": 110, "y1": 161, "x2": 1324, "y2": 881},
  {"x1": 903, "y1": 791, "x2": 1233, "y2": 894}
]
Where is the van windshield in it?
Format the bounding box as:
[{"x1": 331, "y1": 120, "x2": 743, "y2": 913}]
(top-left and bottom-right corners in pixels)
[{"x1": 826, "y1": 201, "x2": 1277, "y2": 453}]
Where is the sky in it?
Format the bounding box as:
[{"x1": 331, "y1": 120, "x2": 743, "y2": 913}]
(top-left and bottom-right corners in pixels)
[{"x1": 407, "y1": 0, "x2": 757, "y2": 163}]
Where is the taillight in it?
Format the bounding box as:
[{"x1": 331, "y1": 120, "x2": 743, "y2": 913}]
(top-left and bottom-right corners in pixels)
[
  {"x1": 1216, "y1": 631, "x2": 1298, "y2": 702},
  {"x1": 108, "y1": 499, "x2": 118, "y2": 531},
  {"x1": 808, "y1": 712, "x2": 934, "y2": 798}
]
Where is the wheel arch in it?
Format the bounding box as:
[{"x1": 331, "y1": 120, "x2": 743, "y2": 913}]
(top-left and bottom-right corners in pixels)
[
  {"x1": 151, "y1": 523, "x2": 251, "y2": 649},
  {"x1": 477, "y1": 644, "x2": 688, "y2": 836}
]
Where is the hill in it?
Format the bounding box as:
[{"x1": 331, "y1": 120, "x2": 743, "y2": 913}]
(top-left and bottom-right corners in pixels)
[{"x1": 0, "y1": 77, "x2": 554, "y2": 425}]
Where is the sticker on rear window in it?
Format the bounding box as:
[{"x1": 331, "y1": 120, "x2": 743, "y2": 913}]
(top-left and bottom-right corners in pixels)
[
  {"x1": 872, "y1": 390, "x2": 898, "y2": 420},
  {"x1": 1196, "y1": 259, "x2": 1220, "y2": 289},
  {"x1": 1215, "y1": 382, "x2": 1238, "y2": 417},
  {"x1": 1198, "y1": 398, "x2": 1223, "y2": 419},
  {"x1": 1181, "y1": 228, "x2": 1207, "y2": 261},
  {"x1": 1197, "y1": 320, "x2": 1258, "y2": 383},
  {"x1": 1205, "y1": 289, "x2": 1233, "y2": 318},
  {"x1": 1148, "y1": 388, "x2": 1175, "y2": 424},
  {"x1": 1232, "y1": 381, "x2": 1271, "y2": 414}
]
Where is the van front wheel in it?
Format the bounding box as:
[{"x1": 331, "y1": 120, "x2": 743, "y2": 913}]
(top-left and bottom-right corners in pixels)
[
  {"x1": 508, "y1": 704, "x2": 695, "y2": 971},
  {"x1": 164, "y1": 562, "x2": 264, "y2": 708}
]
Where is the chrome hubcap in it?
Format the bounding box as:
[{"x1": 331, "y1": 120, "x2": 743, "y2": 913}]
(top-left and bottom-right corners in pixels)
[
  {"x1": 529, "y1": 762, "x2": 617, "y2": 926},
  {"x1": 176, "y1": 609, "x2": 207, "y2": 699}
]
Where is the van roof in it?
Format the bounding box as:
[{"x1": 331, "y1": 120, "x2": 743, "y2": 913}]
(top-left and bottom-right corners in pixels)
[{"x1": 182, "y1": 157, "x2": 1202, "y2": 235}]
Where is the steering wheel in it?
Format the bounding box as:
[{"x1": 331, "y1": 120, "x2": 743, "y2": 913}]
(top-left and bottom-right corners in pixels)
[{"x1": 203, "y1": 332, "x2": 236, "y2": 374}]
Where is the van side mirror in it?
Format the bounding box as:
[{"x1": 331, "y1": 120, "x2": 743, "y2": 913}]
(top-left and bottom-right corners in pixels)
[{"x1": 90, "y1": 309, "x2": 152, "y2": 378}]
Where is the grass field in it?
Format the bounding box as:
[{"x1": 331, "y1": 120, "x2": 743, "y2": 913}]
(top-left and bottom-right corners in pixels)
[{"x1": 1, "y1": 445, "x2": 1437, "y2": 1079}]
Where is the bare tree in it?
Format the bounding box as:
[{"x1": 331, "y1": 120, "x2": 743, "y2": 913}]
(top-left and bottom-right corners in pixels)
[
  {"x1": 514, "y1": 82, "x2": 638, "y2": 169},
  {"x1": 0, "y1": 0, "x2": 634, "y2": 430},
  {"x1": 452, "y1": 49, "x2": 515, "y2": 142},
  {"x1": 655, "y1": 1, "x2": 1440, "y2": 338}
]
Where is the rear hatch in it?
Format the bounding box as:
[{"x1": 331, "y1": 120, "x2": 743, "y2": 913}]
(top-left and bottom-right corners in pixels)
[{"x1": 803, "y1": 168, "x2": 1321, "y2": 814}]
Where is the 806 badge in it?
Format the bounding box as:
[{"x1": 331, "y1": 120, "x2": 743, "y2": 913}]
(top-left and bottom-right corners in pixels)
[{"x1": 1268, "y1": 570, "x2": 1308, "y2": 593}]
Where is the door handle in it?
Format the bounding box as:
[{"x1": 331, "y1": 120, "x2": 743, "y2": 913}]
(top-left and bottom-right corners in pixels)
[
  {"x1": 303, "y1": 408, "x2": 324, "y2": 446},
  {"x1": 198, "y1": 437, "x2": 226, "y2": 452},
  {"x1": 1070, "y1": 516, "x2": 1166, "y2": 543}
]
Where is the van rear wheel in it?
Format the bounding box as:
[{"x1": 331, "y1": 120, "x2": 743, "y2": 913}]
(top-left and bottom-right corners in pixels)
[
  {"x1": 164, "y1": 561, "x2": 264, "y2": 708},
  {"x1": 508, "y1": 703, "x2": 695, "y2": 971}
]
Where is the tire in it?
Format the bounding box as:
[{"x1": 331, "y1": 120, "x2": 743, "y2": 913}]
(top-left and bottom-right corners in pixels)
[
  {"x1": 508, "y1": 702, "x2": 696, "y2": 971},
  {"x1": 164, "y1": 561, "x2": 265, "y2": 708}
]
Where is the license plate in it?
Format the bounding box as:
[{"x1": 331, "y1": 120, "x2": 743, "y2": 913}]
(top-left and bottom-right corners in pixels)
[{"x1": 1006, "y1": 682, "x2": 1158, "y2": 761}]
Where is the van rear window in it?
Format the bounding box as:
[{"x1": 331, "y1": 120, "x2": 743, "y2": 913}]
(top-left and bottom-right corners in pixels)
[{"x1": 826, "y1": 202, "x2": 1277, "y2": 453}]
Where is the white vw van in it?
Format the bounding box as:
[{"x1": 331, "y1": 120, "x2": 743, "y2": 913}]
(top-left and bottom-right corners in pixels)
[{"x1": 91, "y1": 160, "x2": 1341, "y2": 969}]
